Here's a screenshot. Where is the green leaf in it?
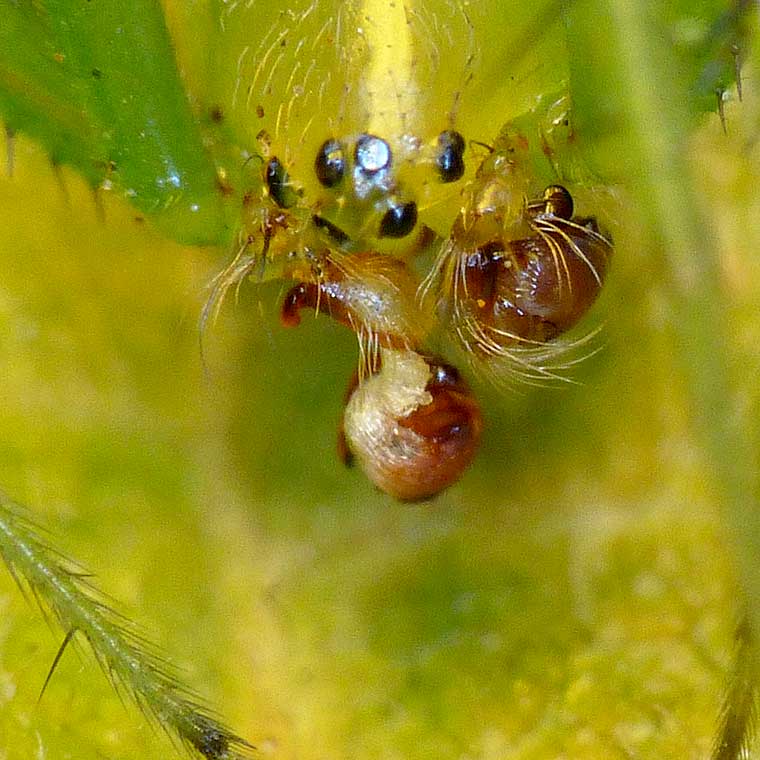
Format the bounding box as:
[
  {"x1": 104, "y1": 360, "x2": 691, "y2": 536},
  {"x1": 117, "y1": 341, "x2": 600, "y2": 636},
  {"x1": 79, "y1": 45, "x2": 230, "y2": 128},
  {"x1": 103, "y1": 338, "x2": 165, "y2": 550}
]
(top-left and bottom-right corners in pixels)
[{"x1": 0, "y1": 0, "x2": 235, "y2": 244}]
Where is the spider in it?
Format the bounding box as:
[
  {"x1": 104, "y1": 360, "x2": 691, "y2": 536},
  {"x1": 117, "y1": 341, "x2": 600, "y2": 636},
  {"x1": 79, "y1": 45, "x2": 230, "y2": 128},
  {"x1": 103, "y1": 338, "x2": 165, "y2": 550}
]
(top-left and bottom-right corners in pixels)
[{"x1": 0, "y1": 2, "x2": 753, "y2": 759}]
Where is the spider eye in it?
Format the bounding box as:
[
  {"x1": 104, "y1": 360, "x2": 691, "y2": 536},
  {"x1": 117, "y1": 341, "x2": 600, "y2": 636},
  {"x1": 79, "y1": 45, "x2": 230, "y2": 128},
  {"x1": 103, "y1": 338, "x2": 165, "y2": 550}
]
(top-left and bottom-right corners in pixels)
[
  {"x1": 315, "y1": 138, "x2": 346, "y2": 187},
  {"x1": 265, "y1": 156, "x2": 297, "y2": 208},
  {"x1": 436, "y1": 129, "x2": 465, "y2": 183},
  {"x1": 355, "y1": 134, "x2": 392, "y2": 175},
  {"x1": 379, "y1": 201, "x2": 418, "y2": 238}
]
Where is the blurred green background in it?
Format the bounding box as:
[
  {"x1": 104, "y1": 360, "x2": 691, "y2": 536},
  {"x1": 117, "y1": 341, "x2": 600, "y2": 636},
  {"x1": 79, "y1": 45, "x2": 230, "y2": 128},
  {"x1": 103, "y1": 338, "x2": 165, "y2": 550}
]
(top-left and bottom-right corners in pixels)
[{"x1": 0, "y1": 2, "x2": 757, "y2": 758}]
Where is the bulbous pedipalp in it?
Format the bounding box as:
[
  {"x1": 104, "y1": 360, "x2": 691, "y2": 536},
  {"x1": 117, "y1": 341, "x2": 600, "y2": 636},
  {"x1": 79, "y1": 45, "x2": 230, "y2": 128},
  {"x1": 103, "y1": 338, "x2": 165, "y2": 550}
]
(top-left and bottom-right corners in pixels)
[
  {"x1": 280, "y1": 252, "x2": 481, "y2": 501},
  {"x1": 458, "y1": 210, "x2": 611, "y2": 347},
  {"x1": 340, "y1": 349, "x2": 482, "y2": 502},
  {"x1": 424, "y1": 172, "x2": 613, "y2": 379}
]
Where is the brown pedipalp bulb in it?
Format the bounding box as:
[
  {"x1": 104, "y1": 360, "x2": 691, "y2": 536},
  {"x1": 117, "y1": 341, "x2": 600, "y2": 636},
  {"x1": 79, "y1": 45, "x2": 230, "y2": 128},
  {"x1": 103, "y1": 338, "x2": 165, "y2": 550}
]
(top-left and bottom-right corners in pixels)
[
  {"x1": 280, "y1": 250, "x2": 431, "y2": 351},
  {"x1": 281, "y1": 251, "x2": 481, "y2": 500},
  {"x1": 341, "y1": 348, "x2": 482, "y2": 501},
  {"x1": 461, "y1": 216, "x2": 611, "y2": 346},
  {"x1": 439, "y1": 184, "x2": 612, "y2": 356}
]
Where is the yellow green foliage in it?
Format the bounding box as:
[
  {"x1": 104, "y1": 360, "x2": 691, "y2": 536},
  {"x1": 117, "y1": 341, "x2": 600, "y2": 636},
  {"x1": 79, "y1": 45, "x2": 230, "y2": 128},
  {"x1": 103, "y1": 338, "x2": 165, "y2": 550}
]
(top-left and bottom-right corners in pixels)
[{"x1": 0, "y1": 2, "x2": 758, "y2": 759}]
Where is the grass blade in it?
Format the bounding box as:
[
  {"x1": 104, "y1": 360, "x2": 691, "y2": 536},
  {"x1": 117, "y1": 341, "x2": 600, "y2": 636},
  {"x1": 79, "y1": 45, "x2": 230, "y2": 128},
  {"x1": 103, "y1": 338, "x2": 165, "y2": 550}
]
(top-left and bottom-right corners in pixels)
[{"x1": 0, "y1": 493, "x2": 253, "y2": 760}]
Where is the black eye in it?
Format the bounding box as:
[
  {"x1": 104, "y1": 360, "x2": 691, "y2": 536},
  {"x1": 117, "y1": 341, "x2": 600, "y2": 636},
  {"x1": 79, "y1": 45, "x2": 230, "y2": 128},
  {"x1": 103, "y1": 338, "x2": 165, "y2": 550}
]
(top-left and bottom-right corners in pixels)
[
  {"x1": 355, "y1": 134, "x2": 392, "y2": 174},
  {"x1": 315, "y1": 139, "x2": 345, "y2": 187},
  {"x1": 436, "y1": 130, "x2": 465, "y2": 183},
  {"x1": 265, "y1": 157, "x2": 297, "y2": 208},
  {"x1": 542, "y1": 184, "x2": 573, "y2": 219},
  {"x1": 379, "y1": 201, "x2": 417, "y2": 238}
]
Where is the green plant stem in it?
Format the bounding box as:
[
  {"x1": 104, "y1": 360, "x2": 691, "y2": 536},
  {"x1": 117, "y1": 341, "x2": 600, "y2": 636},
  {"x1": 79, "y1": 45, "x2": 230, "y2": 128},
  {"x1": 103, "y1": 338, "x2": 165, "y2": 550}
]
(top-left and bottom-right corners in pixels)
[{"x1": 605, "y1": 0, "x2": 760, "y2": 640}]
